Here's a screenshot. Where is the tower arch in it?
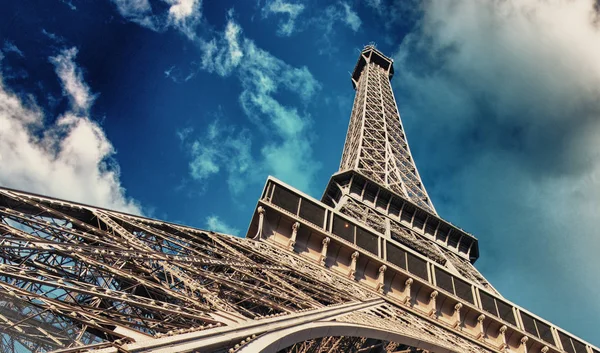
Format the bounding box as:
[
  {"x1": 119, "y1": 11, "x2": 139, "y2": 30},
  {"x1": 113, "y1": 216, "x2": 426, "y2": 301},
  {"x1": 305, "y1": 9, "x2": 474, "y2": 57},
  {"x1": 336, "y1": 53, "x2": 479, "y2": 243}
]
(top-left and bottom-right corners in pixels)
[{"x1": 238, "y1": 321, "x2": 463, "y2": 353}]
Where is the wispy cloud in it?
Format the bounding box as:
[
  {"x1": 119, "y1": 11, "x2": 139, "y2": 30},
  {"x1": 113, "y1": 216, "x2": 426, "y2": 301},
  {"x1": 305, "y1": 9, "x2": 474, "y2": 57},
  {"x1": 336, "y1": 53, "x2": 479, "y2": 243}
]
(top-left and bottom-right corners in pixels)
[
  {"x1": 341, "y1": 2, "x2": 361, "y2": 32},
  {"x1": 49, "y1": 47, "x2": 96, "y2": 113},
  {"x1": 0, "y1": 46, "x2": 141, "y2": 214},
  {"x1": 180, "y1": 118, "x2": 255, "y2": 195},
  {"x1": 261, "y1": 0, "x2": 360, "y2": 40},
  {"x1": 205, "y1": 215, "x2": 240, "y2": 235},
  {"x1": 196, "y1": 19, "x2": 322, "y2": 193},
  {"x1": 111, "y1": 4, "x2": 322, "y2": 209},
  {"x1": 42, "y1": 29, "x2": 66, "y2": 44},
  {"x1": 394, "y1": 0, "x2": 600, "y2": 342},
  {"x1": 164, "y1": 64, "x2": 198, "y2": 83},
  {"x1": 200, "y1": 19, "x2": 243, "y2": 76},
  {"x1": 311, "y1": 2, "x2": 363, "y2": 54},
  {"x1": 262, "y1": 0, "x2": 305, "y2": 37},
  {"x1": 364, "y1": 0, "x2": 420, "y2": 31},
  {"x1": 111, "y1": 0, "x2": 157, "y2": 30},
  {"x1": 2, "y1": 41, "x2": 24, "y2": 57},
  {"x1": 60, "y1": 0, "x2": 77, "y2": 11},
  {"x1": 176, "y1": 126, "x2": 193, "y2": 142}
]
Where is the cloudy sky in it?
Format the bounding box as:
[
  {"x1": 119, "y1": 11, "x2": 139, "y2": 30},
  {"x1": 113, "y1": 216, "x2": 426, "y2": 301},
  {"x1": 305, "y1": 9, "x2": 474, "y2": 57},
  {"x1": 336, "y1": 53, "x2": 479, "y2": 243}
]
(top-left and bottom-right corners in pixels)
[{"x1": 1, "y1": 0, "x2": 599, "y2": 346}]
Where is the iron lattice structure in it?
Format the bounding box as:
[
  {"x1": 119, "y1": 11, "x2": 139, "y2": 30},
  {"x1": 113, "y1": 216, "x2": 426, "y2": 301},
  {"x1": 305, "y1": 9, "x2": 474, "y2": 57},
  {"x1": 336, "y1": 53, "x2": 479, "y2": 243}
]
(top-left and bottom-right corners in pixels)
[
  {"x1": 340, "y1": 48, "x2": 436, "y2": 214},
  {"x1": 1, "y1": 46, "x2": 598, "y2": 353}
]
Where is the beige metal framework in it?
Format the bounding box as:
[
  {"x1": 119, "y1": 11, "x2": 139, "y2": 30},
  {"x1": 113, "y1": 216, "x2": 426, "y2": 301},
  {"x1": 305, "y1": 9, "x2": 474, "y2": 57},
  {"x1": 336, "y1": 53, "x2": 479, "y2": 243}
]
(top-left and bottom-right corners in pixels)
[
  {"x1": 340, "y1": 46, "x2": 436, "y2": 214},
  {"x1": 0, "y1": 45, "x2": 598, "y2": 353}
]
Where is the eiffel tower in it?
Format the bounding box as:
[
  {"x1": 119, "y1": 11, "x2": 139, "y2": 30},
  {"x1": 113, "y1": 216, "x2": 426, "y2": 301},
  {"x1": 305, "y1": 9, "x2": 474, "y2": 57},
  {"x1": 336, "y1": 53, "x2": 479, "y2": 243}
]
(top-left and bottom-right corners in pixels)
[{"x1": 0, "y1": 46, "x2": 597, "y2": 353}]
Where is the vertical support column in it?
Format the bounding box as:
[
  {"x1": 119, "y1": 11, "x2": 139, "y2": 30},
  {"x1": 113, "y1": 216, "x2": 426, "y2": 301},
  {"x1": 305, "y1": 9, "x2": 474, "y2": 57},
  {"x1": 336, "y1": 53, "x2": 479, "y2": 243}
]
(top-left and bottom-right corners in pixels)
[
  {"x1": 426, "y1": 260, "x2": 433, "y2": 284},
  {"x1": 349, "y1": 251, "x2": 359, "y2": 279},
  {"x1": 498, "y1": 325, "x2": 508, "y2": 351},
  {"x1": 376, "y1": 265, "x2": 386, "y2": 293},
  {"x1": 428, "y1": 290, "x2": 438, "y2": 318},
  {"x1": 519, "y1": 336, "x2": 529, "y2": 353},
  {"x1": 401, "y1": 278, "x2": 413, "y2": 304},
  {"x1": 452, "y1": 303, "x2": 462, "y2": 329},
  {"x1": 476, "y1": 314, "x2": 486, "y2": 340},
  {"x1": 288, "y1": 222, "x2": 300, "y2": 250},
  {"x1": 515, "y1": 308, "x2": 525, "y2": 330},
  {"x1": 552, "y1": 327, "x2": 563, "y2": 351},
  {"x1": 318, "y1": 237, "x2": 330, "y2": 266},
  {"x1": 253, "y1": 206, "x2": 265, "y2": 240}
]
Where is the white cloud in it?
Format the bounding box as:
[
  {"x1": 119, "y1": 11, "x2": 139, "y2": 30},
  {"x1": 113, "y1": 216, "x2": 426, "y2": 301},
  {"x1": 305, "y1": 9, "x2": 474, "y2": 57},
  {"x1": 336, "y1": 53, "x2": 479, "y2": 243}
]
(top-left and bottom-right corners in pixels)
[
  {"x1": 110, "y1": 0, "x2": 202, "y2": 38},
  {"x1": 184, "y1": 19, "x2": 322, "y2": 195},
  {"x1": 224, "y1": 20, "x2": 244, "y2": 66},
  {"x1": 111, "y1": 0, "x2": 157, "y2": 30},
  {"x1": 262, "y1": 0, "x2": 305, "y2": 37},
  {"x1": 205, "y1": 215, "x2": 240, "y2": 235},
  {"x1": 184, "y1": 118, "x2": 255, "y2": 195},
  {"x1": 166, "y1": 0, "x2": 202, "y2": 39},
  {"x1": 0, "y1": 48, "x2": 141, "y2": 215},
  {"x1": 310, "y1": 2, "x2": 363, "y2": 54},
  {"x1": 112, "y1": 0, "x2": 152, "y2": 16},
  {"x1": 237, "y1": 38, "x2": 321, "y2": 192},
  {"x1": 393, "y1": 0, "x2": 600, "y2": 342},
  {"x1": 112, "y1": 6, "x2": 322, "y2": 201},
  {"x1": 200, "y1": 20, "x2": 243, "y2": 76},
  {"x1": 189, "y1": 143, "x2": 220, "y2": 180},
  {"x1": 49, "y1": 48, "x2": 95, "y2": 113},
  {"x1": 167, "y1": 0, "x2": 198, "y2": 22},
  {"x1": 341, "y1": 2, "x2": 361, "y2": 32}
]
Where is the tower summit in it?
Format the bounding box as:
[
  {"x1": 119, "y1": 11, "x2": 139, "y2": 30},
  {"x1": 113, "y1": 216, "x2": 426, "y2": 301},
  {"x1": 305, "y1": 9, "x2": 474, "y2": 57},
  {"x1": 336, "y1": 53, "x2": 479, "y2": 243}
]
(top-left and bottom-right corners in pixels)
[{"x1": 0, "y1": 45, "x2": 598, "y2": 353}]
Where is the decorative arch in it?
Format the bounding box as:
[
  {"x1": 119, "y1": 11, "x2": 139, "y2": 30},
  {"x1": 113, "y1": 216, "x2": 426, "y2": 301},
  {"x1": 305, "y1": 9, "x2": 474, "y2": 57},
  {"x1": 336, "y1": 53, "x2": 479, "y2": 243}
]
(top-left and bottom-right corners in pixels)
[{"x1": 237, "y1": 320, "x2": 460, "y2": 353}]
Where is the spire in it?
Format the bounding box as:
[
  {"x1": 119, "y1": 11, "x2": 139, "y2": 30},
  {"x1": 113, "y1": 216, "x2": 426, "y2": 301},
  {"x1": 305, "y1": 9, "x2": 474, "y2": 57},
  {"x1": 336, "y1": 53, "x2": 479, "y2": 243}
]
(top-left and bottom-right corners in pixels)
[{"x1": 340, "y1": 45, "x2": 436, "y2": 214}]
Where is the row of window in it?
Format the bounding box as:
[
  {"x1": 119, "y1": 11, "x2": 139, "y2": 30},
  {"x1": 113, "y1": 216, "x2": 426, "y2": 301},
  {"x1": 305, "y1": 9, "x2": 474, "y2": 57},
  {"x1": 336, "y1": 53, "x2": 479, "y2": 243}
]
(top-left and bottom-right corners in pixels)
[
  {"x1": 348, "y1": 175, "x2": 476, "y2": 258},
  {"x1": 266, "y1": 182, "x2": 591, "y2": 353}
]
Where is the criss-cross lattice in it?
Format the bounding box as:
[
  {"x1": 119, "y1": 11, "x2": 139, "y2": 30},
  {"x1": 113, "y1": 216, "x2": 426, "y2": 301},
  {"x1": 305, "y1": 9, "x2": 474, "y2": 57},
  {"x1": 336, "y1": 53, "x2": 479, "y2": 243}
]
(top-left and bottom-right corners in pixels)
[{"x1": 340, "y1": 53, "x2": 436, "y2": 214}]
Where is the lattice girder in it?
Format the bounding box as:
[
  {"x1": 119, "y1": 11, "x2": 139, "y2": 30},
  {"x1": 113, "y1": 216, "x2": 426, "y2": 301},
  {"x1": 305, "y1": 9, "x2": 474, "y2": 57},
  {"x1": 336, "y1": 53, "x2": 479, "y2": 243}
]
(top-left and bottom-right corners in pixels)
[
  {"x1": 340, "y1": 47, "x2": 436, "y2": 213},
  {"x1": 0, "y1": 187, "x2": 377, "y2": 352}
]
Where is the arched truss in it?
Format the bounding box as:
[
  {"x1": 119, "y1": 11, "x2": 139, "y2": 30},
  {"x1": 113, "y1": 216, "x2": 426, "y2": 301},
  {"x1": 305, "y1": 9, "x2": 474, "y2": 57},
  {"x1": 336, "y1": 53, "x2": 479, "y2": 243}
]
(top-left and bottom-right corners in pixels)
[
  {"x1": 239, "y1": 321, "x2": 451, "y2": 353},
  {"x1": 238, "y1": 302, "x2": 493, "y2": 353}
]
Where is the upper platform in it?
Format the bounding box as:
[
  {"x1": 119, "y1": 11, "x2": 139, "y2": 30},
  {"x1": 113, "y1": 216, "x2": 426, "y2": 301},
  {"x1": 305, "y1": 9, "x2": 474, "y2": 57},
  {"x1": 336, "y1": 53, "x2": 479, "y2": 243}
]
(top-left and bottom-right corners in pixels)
[{"x1": 351, "y1": 45, "x2": 395, "y2": 89}]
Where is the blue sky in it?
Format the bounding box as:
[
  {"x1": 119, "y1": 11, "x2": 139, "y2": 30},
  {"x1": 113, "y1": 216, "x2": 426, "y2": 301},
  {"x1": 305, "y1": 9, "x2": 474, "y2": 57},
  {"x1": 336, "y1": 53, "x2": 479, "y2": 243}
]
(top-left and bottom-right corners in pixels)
[{"x1": 0, "y1": 0, "x2": 599, "y2": 346}]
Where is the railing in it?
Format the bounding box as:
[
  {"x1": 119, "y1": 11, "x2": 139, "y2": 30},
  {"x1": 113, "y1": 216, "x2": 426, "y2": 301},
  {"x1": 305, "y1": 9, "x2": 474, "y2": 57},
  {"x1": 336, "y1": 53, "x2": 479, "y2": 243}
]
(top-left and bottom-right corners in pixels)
[
  {"x1": 324, "y1": 171, "x2": 479, "y2": 262},
  {"x1": 252, "y1": 177, "x2": 598, "y2": 353}
]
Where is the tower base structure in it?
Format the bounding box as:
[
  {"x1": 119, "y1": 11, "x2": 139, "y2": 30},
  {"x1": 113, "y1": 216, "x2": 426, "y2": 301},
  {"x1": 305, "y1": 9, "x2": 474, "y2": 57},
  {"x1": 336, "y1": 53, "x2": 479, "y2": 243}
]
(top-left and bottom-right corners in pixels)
[{"x1": 0, "y1": 183, "x2": 596, "y2": 353}]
